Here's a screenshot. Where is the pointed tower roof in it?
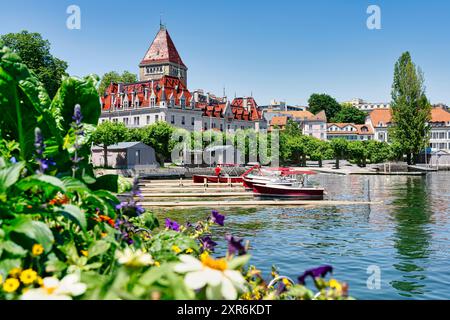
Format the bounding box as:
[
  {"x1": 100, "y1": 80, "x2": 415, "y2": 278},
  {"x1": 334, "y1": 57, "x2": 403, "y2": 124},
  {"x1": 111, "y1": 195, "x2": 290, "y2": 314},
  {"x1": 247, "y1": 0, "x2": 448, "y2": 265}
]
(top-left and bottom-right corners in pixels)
[{"x1": 140, "y1": 26, "x2": 186, "y2": 68}]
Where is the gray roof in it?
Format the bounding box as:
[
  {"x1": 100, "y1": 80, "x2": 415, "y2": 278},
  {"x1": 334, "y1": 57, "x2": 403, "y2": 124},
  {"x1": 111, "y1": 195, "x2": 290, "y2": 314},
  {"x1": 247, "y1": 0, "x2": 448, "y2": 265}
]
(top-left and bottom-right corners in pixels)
[{"x1": 92, "y1": 141, "x2": 149, "y2": 150}]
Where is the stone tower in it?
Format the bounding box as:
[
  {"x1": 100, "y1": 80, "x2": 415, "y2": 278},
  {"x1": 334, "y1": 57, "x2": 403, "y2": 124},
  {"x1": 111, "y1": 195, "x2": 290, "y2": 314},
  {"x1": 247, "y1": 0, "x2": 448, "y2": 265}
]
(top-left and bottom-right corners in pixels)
[{"x1": 139, "y1": 24, "x2": 188, "y2": 86}]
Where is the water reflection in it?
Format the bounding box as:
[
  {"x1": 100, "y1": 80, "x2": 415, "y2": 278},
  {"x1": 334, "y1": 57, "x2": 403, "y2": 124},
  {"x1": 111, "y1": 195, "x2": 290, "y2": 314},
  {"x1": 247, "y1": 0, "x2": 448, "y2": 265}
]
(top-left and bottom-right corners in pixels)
[{"x1": 391, "y1": 177, "x2": 432, "y2": 298}]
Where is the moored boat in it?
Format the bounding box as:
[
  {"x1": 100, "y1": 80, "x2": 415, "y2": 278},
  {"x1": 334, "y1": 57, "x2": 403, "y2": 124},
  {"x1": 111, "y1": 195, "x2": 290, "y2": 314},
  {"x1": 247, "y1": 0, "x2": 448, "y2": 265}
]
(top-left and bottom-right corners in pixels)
[
  {"x1": 192, "y1": 174, "x2": 243, "y2": 183},
  {"x1": 252, "y1": 183, "x2": 325, "y2": 200}
]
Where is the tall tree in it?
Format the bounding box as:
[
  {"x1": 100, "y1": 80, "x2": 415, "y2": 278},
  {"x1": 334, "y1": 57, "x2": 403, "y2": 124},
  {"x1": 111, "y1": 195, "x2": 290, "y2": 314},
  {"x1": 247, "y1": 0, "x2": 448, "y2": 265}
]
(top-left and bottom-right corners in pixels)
[
  {"x1": 331, "y1": 103, "x2": 367, "y2": 124},
  {"x1": 389, "y1": 52, "x2": 432, "y2": 165},
  {"x1": 308, "y1": 93, "x2": 341, "y2": 120},
  {"x1": 0, "y1": 31, "x2": 68, "y2": 98},
  {"x1": 140, "y1": 122, "x2": 175, "y2": 165},
  {"x1": 98, "y1": 71, "x2": 137, "y2": 95},
  {"x1": 91, "y1": 121, "x2": 128, "y2": 168}
]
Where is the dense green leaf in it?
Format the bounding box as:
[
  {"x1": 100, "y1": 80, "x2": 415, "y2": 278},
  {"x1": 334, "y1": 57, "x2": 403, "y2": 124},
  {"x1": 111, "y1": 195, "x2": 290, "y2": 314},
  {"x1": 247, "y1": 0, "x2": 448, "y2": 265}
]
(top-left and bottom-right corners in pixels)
[
  {"x1": 1, "y1": 240, "x2": 27, "y2": 257},
  {"x1": 9, "y1": 216, "x2": 54, "y2": 252},
  {"x1": 88, "y1": 240, "x2": 111, "y2": 259},
  {"x1": 56, "y1": 204, "x2": 87, "y2": 230}
]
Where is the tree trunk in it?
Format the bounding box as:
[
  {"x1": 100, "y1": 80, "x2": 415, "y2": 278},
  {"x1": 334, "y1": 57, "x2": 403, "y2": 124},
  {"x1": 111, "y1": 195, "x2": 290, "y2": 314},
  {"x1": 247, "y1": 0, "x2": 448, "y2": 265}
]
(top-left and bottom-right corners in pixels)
[
  {"x1": 302, "y1": 154, "x2": 307, "y2": 167},
  {"x1": 335, "y1": 158, "x2": 340, "y2": 169},
  {"x1": 362, "y1": 158, "x2": 367, "y2": 167},
  {"x1": 103, "y1": 145, "x2": 108, "y2": 168},
  {"x1": 319, "y1": 159, "x2": 323, "y2": 168},
  {"x1": 406, "y1": 153, "x2": 412, "y2": 165}
]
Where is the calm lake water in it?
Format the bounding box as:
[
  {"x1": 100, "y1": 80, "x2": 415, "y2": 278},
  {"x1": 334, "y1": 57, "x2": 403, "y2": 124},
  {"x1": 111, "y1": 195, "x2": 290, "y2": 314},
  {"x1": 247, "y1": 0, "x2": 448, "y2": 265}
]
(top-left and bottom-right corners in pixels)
[{"x1": 154, "y1": 172, "x2": 450, "y2": 300}]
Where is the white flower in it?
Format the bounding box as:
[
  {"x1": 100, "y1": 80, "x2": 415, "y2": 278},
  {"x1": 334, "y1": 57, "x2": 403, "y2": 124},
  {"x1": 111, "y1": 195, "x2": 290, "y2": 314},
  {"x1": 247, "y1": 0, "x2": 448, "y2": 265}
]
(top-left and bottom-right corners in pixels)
[
  {"x1": 21, "y1": 273, "x2": 86, "y2": 300},
  {"x1": 174, "y1": 254, "x2": 247, "y2": 300},
  {"x1": 116, "y1": 248, "x2": 153, "y2": 267}
]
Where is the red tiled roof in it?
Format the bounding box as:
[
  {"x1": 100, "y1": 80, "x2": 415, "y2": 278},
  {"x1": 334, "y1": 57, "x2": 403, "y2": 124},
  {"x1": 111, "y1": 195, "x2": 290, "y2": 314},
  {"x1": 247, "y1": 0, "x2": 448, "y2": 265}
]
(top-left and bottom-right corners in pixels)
[
  {"x1": 280, "y1": 110, "x2": 327, "y2": 122},
  {"x1": 139, "y1": 27, "x2": 186, "y2": 68},
  {"x1": 101, "y1": 76, "x2": 192, "y2": 110},
  {"x1": 270, "y1": 116, "x2": 288, "y2": 127},
  {"x1": 368, "y1": 109, "x2": 392, "y2": 127},
  {"x1": 431, "y1": 106, "x2": 450, "y2": 123}
]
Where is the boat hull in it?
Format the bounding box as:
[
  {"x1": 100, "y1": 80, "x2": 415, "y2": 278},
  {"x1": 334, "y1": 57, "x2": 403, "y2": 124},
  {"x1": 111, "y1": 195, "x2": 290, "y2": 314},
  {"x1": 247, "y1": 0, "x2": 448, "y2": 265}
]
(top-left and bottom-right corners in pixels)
[
  {"x1": 192, "y1": 175, "x2": 243, "y2": 184},
  {"x1": 243, "y1": 176, "x2": 295, "y2": 190},
  {"x1": 252, "y1": 184, "x2": 324, "y2": 200}
]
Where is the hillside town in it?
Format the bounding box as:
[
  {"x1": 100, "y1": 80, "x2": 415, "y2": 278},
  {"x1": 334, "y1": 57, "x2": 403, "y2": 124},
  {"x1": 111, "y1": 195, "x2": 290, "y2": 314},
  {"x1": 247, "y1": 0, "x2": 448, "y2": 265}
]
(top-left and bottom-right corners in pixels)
[{"x1": 99, "y1": 24, "x2": 450, "y2": 156}]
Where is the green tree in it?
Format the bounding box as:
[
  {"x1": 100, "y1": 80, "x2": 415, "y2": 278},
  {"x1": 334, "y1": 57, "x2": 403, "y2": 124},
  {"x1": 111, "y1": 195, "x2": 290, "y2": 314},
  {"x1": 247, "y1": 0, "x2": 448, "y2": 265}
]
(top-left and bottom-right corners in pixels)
[
  {"x1": 330, "y1": 138, "x2": 348, "y2": 169},
  {"x1": 140, "y1": 122, "x2": 175, "y2": 165},
  {"x1": 389, "y1": 52, "x2": 432, "y2": 165},
  {"x1": 0, "y1": 30, "x2": 68, "y2": 98},
  {"x1": 347, "y1": 141, "x2": 369, "y2": 167},
  {"x1": 284, "y1": 119, "x2": 301, "y2": 136},
  {"x1": 91, "y1": 121, "x2": 128, "y2": 168},
  {"x1": 98, "y1": 71, "x2": 138, "y2": 95},
  {"x1": 308, "y1": 138, "x2": 332, "y2": 167},
  {"x1": 331, "y1": 103, "x2": 367, "y2": 124},
  {"x1": 308, "y1": 93, "x2": 341, "y2": 120}
]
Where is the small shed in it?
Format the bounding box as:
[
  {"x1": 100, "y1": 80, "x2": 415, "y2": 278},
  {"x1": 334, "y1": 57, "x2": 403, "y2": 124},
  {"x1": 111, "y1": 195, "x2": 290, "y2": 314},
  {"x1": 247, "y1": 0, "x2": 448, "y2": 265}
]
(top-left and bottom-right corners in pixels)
[
  {"x1": 92, "y1": 142, "x2": 158, "y2": 169},
  {"x1": 204, "y1": 145, "x2": 243, "y2": 165}
]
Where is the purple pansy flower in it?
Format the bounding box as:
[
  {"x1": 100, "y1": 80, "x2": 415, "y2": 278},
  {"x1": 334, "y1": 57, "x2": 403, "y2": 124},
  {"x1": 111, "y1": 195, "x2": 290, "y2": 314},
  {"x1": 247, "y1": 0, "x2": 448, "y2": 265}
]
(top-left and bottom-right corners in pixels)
[
  {"x1": 210, "y1": 210, "x2": 225, "y2": 226},
  {"x1": 297, "y1": 265, "x2": 333, "y2": 285},
  {"x1": 199, "y1": 236, "x2": 218, "y2": 252},
  {"x1": 225, "y1": 234, "x2": 246, "y2": 256},
  {"x1": 165, "y1": 218, "x2": 180, "y2": 232}
]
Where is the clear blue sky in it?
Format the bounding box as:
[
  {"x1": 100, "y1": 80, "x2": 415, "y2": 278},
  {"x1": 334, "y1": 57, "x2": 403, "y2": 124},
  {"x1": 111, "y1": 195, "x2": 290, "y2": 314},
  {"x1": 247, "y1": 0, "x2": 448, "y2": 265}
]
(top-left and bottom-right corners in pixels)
[{"x1": 1, "y1": 0, "x2": 449, "y2": 105}]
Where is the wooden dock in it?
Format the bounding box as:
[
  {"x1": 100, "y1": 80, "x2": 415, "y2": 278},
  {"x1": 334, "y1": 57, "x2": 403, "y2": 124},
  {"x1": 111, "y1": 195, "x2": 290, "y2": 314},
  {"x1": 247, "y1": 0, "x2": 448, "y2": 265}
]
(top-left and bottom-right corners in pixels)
[
  {"x1": 140, "y1": 192, "x2": 251, "y2": 198},
  {"x1": 141, "y1": 199, "x2": 381, "y2": 208}
]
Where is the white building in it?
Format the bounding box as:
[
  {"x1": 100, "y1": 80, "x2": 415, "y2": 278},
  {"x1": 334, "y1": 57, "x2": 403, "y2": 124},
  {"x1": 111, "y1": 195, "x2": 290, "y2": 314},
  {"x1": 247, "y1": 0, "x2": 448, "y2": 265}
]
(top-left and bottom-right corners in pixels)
[
  {"x1": 366, "y1": 107, "x2": 450, "y2": 152},
  {"x1": 345, "y1": 98, "x2": 391, "y2": 112}
]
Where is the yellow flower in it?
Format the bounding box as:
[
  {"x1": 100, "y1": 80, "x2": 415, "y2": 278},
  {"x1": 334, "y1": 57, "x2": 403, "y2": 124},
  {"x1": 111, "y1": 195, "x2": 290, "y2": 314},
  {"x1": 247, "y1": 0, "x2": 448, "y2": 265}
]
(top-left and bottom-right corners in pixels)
[
  {"x1": 329, "y1": 279, "x2": 343, "y2": 292},
  {"x1": 199, "y1": 251, "x2": 209, "y2": 261},
  {"x1": 171, "y1": 245, "x2": 182, "y2": 254},
  {"x1": 20, "y1": 269, "x2": 38, "y2": 285},
  {"x1": 200, "y1": 254, "x2": 228, "y2": 271},
  {"x1": 282, "y1": 278, "x2": 292, "y2": 287},
  {"x1": 80, "y1": 250, "x2": 88, "y2": 257},
  {"x1": 32, "y1": 244, "x2": 44, "y2": 256},
  {"x1": 154, "y1": 261, "x2": 160, "y2": 267},
  {"x1": 36, "y1": 277, "x2": 44, "y2": 286},
  {"x1": 3, "y1": 278, "x2": 20, "y2": 293},
  {"x1": 101, "y1": 232, "x2": 108, "y2": 238},
  {"x1": 9, "y1": 268, "x2": 22, "y2": 278},
  {"x1": 185, "y1": 248, "x2": 193, "y2": 254}
]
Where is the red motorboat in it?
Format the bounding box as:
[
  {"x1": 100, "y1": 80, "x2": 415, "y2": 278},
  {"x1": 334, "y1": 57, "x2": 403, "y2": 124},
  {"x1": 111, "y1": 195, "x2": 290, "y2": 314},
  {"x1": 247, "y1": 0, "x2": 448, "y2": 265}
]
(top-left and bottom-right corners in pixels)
[
  {"x1": 192, "y1": 164, "x2": 257, "y2": 184},
  {"x1": 252, "y1": 183, "x2": 325, "y2": 200},
  {"x1": 192, "y1": 175, "x2": 243, "y2": 183}
]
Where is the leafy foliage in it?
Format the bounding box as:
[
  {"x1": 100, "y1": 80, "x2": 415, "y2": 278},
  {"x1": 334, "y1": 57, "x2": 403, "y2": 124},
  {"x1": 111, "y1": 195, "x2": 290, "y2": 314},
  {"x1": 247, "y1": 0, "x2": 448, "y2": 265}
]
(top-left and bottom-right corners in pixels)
[
  {"x1": 389, "y1": 52, "x2": 432, "y2": 164},
  {"x1": 308, "y1": 93, "x2": 341, "y2": 120},
  {"x1": 97, "y1": 71, "x2": 137, "y2": 96},
  {"x1": 331, "y1": 103, "x2": 367, "y2": 124},
  {"x1": 0, "y1": 31, "x2": 68, "y2": 98}
]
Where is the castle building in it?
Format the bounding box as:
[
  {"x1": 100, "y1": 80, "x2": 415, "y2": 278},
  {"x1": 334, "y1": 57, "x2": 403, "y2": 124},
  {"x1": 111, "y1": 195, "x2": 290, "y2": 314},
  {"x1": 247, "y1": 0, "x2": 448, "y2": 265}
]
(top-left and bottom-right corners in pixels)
[{"x1": 100, "y1": 25, "x2": 266, "y2": 132}]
